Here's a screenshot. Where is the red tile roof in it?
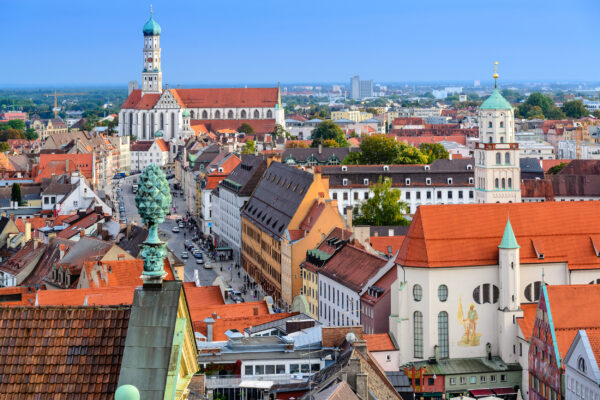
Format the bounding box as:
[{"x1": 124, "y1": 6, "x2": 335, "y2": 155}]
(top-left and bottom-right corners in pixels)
[
  {"x1": 83, "y1": 259, "x2": 175, "y2": 288},
  {"x1": 121, "y1": 89, "x2": 143, "y2": 109},
  {"x1": 183, "y1": 283, "x2": 225, "y2": 309},
  {"x1": 396, "y1": 134, "x2": 467, "y2": 146},
  {"x1": 35, "y1": 287, "x2": 135, "y2": 306},
  {"x1": 36, "y1": 153, "x2": 94, "y2": 183},
  {"x1": 0, "y1": 305, "x2": 130, "y2": 398},
  {"x1": 56, "y1": 213, "x2": 102, "y2": 239},
  {"x1": 392, "y1": 117, "x2": 425, "y2": 126},
  {"x1": 155, "y1": 138, "x2": 169, "y2": 152},
  {"x1": 320, "y1": 244, "x2": 389, "y2": 292},
  {"x1": 173, "y1": 87, "x2": 278, "y2": 108},
  {"x1": 540, "y1": 159, "x2": 571, "y2": 173},
  {"x1": 370, "y1": 236, "x2": 405, "y2": 258},
  {"x1": 121, "y1": 90, "x2": 161, "y2": 110},
  {"x1": 191, "y1": 119, "x2": 276, "y2": 134},
  {"x1": 521, "y1": 179, "x2": 555, "y2": 200},
  {"x1": 130, "y1": 140, "x2": 155, "y2": 152},
  {"x1": 398, "y1": 202, "x2": 600, "y2": 269},
  {"x1": 364, "y1": 333, "x2": 396, "y2": 351},
  {"x1": 194, "y1": 312, "x2": 294, "y2": 342},
  {"x1": 517, "y1": 303, "x2": 538, "y2": 341}
]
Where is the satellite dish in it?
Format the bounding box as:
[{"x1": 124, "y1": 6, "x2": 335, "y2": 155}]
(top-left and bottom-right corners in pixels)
[{"x1": 346, "y1": 332, "x2": 357, "y2": 343}]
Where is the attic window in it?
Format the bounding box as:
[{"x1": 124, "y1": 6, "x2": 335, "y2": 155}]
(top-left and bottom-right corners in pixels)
[
  {"x1": 364, "y1": 178, "x2": 369, "y2": 186},
  {"x1": 383, "y1": 165, "x2": 389, "y2": 171},
  {"x1": 591, "y1": 236, "x2": 600, "y2": 257},
  {"x1": 426, "y1": 178, "x2": 431, "y2": 186},
  {"x1": 287, "y1": 182, "x2": 291, "y2": 189},
  {"x1": 405, "y1": 178, "x2": 411, "y2": 186},
  {"x1": 299, "y1": 188, "x2": 305, "y2": 195},
  {"x1": 424, "y1": 165, "x2": 430, "y2": 171},
  {"x1": 292, "y1": 185, "x2": 297, "y2": 192},
  {"x1": 469, "y1": 177, "x2": 474, "y2": 184},
  {"x1": 467, "y1": 164, "x2": 473, "y2": 170},
  {"x1": 447, "y1": 178, "x2": 453, "y2": 185},
  {"x1": 341, "y1": 166, "x2": 347, "y2": 171},
  {"x1": 531, "y1": 238, "x2": 545, "y2": 260}
]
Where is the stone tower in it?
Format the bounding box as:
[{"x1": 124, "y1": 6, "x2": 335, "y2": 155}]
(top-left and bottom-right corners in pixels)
[
  {"x1": 474, "y1": 62, "x2": 521, "y2": 204},
  {"x1": 141, "y1": 7, "x2": 162, "y2": 95}
]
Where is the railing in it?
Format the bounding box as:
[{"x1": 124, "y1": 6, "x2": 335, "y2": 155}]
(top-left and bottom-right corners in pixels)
[{"x1": 205, "y1": 374, "x2": 308, "y2": 389}]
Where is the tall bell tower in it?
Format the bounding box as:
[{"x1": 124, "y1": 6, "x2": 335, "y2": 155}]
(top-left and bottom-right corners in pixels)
[
  {"x1": 141, "y1": 6, "x2": 162, "y2": 95},
  {"x1": 474, "y1": 62, "x2": 521, "y2": 204}
]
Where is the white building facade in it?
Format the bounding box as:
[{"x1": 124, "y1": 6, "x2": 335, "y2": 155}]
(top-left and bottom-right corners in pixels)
[
  {"x1": 129, "y1": 138, "x2": 169, "y2": 171},
  {"x1": 564, "y1": 330, "x2": 600, "y2": 400}
]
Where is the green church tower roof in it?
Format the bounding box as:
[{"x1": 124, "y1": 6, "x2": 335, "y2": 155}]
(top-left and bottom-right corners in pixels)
[
  {"x1": 498, "y1": 217, "x2": 520, "y2": 249},
  {"x1": 480, "y1": 89, "x2": 512, "y2": 110},
  {"x1": 143, "y1": 11, "x2": 161, "y2": 36},
  {"x1": 182, "y1": 109, "x2": 190, "y2": 118}
]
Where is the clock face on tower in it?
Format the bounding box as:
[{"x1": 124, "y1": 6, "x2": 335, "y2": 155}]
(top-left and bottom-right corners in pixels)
[{"x1": 148, "y1": 58, "x2": 153, "y2": 62}]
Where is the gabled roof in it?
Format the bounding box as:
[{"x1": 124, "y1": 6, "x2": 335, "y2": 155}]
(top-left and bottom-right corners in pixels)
[
  {"x1": 364, "y1": 333, "x2": 396, "y2": 352},
  {"x1": 397, "y1": 202, "x2": 600, "y2": 269},
  {"x1": 0, "y1": 305, "x2": 130, "y2": 398},
  {"x1": 120, "y1": 90, "x2": 160, "y2": 110},
  {"x1": 220, "y1": 154, "x2": 267, "y2": 196},
  {"x1": 130, "y1": 140, "x2": 154, "y2": 152},
  {"x1": 282, "y1": 147, "x2": 353, "y2": 163},
  {"x1": 172, "y1": 87, "x2": 278, "y2": 108}
]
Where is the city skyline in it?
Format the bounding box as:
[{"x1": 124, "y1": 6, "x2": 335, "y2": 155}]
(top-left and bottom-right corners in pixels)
[{"x1": 1, "y1": 0, "x2": 599, "y2": 86}]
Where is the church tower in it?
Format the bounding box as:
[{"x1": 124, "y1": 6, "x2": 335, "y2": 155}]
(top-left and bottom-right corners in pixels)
[
  {"x1": 474, "y1": 62, "x2": 521, "y2": 204},
  {"x1": 141, "y1": 7, "x2": 162, "y2": 95}
]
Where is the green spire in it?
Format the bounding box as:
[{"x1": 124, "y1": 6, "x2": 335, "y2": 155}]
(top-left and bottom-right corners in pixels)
[
  {"x1": 115, "y1": 385, "x2": 140, "y2": 400},
  {"x1": 135, "y1": 164, "x2": 172, "y2": 281},
  {"x1": 498, "y1": 217, "x2": 520, "y2": 249}
]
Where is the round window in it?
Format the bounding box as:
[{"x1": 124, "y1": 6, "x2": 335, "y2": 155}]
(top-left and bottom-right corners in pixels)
[
  {"x1": 438, "y1": 285, "x2": 448, "y2": 302},
  {"x1": 413, "y1": 284, "x2": 423, "y2": 302}
]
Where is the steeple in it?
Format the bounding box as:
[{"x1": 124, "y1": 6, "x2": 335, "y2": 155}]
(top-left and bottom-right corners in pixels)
[
  {"x1": 141, "y1": 8, "x2": 162, "y2": 94},
  {"x1": 498, "y1": 217, "x2": 520, "y2": 249}
]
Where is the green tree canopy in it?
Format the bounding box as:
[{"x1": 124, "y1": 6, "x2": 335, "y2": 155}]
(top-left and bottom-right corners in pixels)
[
  {"x1": 271, "y1": 124, "x2": 287, "y2": 139},
  {"x1": 311, "y1": 121, "x2": 347, "y2": 147},
  {"x1": 516, "y1": 92, "x2": 564, "y2": 120},
  {"x1": 0, "y1": 142, "x2": 10, "y2": 153},
  {"x1": 25, "y1": 128, "x2": 38, "y2": 140},
  {"x1": 419, "y1": 143, "x2": 449, "y2": 164},
  {"x1": 547, "y1": 162, "x2": 568, "y2": 175},
  {"x1": 561, "y1": 100, "x2": 589, "y2": 119},
  {"x1": 242, "y1": 139, "x2": 256, "y2": 154},
  {"x1": 11, "y1": 183, "x2": 22, "y2": 204},
  {"x1": 238, "y1": 123, "x2": 254, "y2": 135},
  {"x1": 353, "y1": 177, "x2": 410, "y2": 226},
  {"x1": 343, "y1": 134, "x2": 428, "y2": 165},
  {"x1": 6, "y1": 120, "x2": 25, "y2": 131}
]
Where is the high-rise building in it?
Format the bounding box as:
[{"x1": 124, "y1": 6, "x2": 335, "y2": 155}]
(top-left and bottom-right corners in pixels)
[
  {"x1": 350, "y1": 75, "x2": 373, "y2": 99},
  {"x1": 360, "y1": 79, "x2": 373, "y2": 98},
  {"x1": 474, "y1": 63, "x2": 521, "y2": 204},
  {"x1": 351, "y1": 75, "x2": 360, "y2": 99}
]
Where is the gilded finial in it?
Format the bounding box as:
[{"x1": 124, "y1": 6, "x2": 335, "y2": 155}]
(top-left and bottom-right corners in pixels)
[
  {"x1": 493, "y1": 61, "x2": 499, "y2": 89},
  {"x1": 150, "y1": 4, "x2": 153, "y2": 15}
]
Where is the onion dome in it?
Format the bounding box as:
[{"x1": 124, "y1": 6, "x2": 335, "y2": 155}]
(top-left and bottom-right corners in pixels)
[{"x1": 143, "y1": 15, "x2": 161, "y2": 36}]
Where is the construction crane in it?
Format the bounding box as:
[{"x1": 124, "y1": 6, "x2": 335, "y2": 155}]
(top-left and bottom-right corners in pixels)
[{"x1": 44, "y1": 91, "x2": 88, "y2": 119}]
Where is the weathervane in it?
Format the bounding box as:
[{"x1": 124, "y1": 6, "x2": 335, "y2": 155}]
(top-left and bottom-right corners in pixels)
[
  {"x1": 135, "y1": 164, "x2": 172, "y2": 284},
  {"x1": 493, "y1": 61, "x2": 499, "y2": 89}
]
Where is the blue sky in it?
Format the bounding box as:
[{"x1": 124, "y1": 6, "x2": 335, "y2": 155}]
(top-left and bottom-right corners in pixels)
[{"x1": 1, "y1": 0, "x2": 598, "y2": 86}]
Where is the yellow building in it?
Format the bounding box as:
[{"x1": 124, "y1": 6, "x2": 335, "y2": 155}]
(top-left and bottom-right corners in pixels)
[
  {"x1": 331, "y1": 110, "x2": 374, "y2": 122},
  {"x1": 241, "y1": 161, "x2": 346, "y2": 309},
  {"x1": 30, "y1": 117, "x2": 68, "y2": 141}
]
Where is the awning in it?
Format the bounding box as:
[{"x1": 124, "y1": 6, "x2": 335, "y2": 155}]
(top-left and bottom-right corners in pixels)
[
  {"x1": 493, "y1": 388, "x2": 518, "y2": 396},
  {"x1": 470, "y1": 389, "x2": 495, "y2": 398},
  {"x1": 422, "y1": 393, "x2": 444, "y2": 397},
  {"x1": 216, "y1": 247, "x2": 232, "y2": 251},
  {"x1": 239, "y1": 380, "x2": 274, "y2": 389}
]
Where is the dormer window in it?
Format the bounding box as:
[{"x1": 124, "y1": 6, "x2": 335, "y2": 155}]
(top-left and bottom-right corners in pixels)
[
  {"x1": 364, "y1": 178, "x2": 369, "y2": 186},
  {"x1": 469, "y1": 177, "x2": 474, "y2": 184},
  {"x1": 405, "y1": 178, "x2": 411, "y2": 186},
  {"x1": 426, "y1": 178, "x2": 431, "y2": 185},
  {"x1": 424, "y1": 165, "x2": 430, "y2": 171},
  {"x1": 341, "y1": 166, "x2": 347, "y2": 171},
  {"x1": 467, "y1": 164, "x2": 473, "y2": 170},
  {"x1": 447, "y1": 178, "x2": 453, "y2": 185},
  {"x1": 383, "y1": 165, "x2": 389, "y2": 171},
  {"x1": 343, "y1": 179, "x2": 348, "y2": 186}
]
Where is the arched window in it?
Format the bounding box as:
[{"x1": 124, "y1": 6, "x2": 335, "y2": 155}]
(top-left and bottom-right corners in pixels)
[
  {"x1": 142, "y1": 113, "x2": 147, "y2": 139},
  {"x1": 413, "y1": 284, "x2": 423, "y2": 302},
  {"x1": 129, "y1": 113, "x2": 134, "y2": 136},
  {"x1": 579, "y1": 357, "x2": 587, "y2": 373},
  {"x1": 159, "y1": 113, "x2": 164, "y2": 130},
  {"x1": 438, "y1": 285, "x2": 448, "y2": 302},
  {"x1": 505, "y1": 152, "x2": 510, "y2": 164},
  {"x1": 228, "y1": 110, "x2": 234, "y2": 119},
  {"x1": 438, "y1": 311, "x2": 449, "y2": 358},
  {"x1": 202, "y1": 110, "x2": 208, "y2": 119},
  {"x1": 496, "y1": 153, "x2": 501, "y2": 164},
  {"x1": 508, "y1": 178, "x2": 512, "y2": 189},
  {"x1": 170, "y1": 113, "x2": 175, "y2": 137},
  {"x1": 190, "y1": 110, "x2": 195, "y2": 119},
  {"x1": 150, "y1": 113, "x2": 155, "y2": 136},
  {"x1": 414, "y1": 311, "x2": 423, "y2": 358},
  {"x1": 267, "y1": 110, "x2": 273, "y2": 118},
  {"x1": 215, "y1": 110, "x2": 221, "y2": 119},
  {"x1": 488, "y1": 121, "x2": 492, "y2": 128},
  {"x1": 500, "y1": 121, "x2": 504, "y2": 128},
  {"x1": 254, "y1": 110, "x2": 260, "y2": 119},
  {"x1": 495, "y1": 178, "x2": 499, "y2": 189},
  {"x1": 502, "y1": 178, "x2": 506, "y2": 189},
  {"x1": 241, "y1": 110, "x2": 247, "y2": 118}
]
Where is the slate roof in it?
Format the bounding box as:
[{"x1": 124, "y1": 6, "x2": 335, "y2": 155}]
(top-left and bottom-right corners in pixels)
[
  {"x1": 220, "y1": 154, "x2": 267, "y2": 196},
  {"x1": 385, "y1": 371, "x2": 413, "y2": 397},
  {"x1": 520, "y1": 157, "x2": 544, "y2": 175},
  {"x1": 0, "y1": 305, "x2": 131, "y2": 399},
  {"x1": 311, "y1": 381, "x2": 360, "y2": 400},
  {"x1": 117, "y1": 225, "x2": 148, "y2": 257},
  {"x1": 21, "y1": 238, "x2": 76, "y2": 287},
  {"x1": 282, "y1": 147, "x2": 354, "y2": 163},
  {"x1": 117, "y1": 280, "x2": 184, "y2": 400},
  {"x1": 242, "y1": 162, "x2": 314, "y2": 238}
]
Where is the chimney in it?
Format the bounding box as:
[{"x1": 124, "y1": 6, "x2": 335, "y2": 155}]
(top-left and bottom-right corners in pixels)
[
  {"x1": 318, "y1": 143, "x2": 323, "y2": 154},
  {"x1": 33, "y1": 238, "x2": 39, "y2": 249},
  {"x1": 204, "y1": 317, "x2": 215, "y2": 342},
  {"x1": 388, "y1": 228, "x2": 394, "y2": 237},
  {"x1": 345, "y1": 206, "x2": 353, "y2": 229},
  {"x1": 352, "y1": 339, "x2": 368, "y2": 357},
  {"x1": 356, "y1": 373, "x2": 368, "y2": 400},
  {"x1": 65, "y1": 158, "x2": 69, "y2": 172},
  {"x1": 25, "y1": 222, "x2": 31, "y2": 242},
  {"x1": 79, "y1": 229, "x2": 85, "y2": 238},
  {"x1": 59, "y1": 244, "x2": 66, "y2": 260}
]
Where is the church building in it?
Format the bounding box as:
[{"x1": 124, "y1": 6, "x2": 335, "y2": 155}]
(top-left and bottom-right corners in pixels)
[{"x1": 118, "y1": 10, "x2": 285, "y2": 156}]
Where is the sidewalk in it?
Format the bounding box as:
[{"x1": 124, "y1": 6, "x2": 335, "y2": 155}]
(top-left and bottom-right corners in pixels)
[{"x1": 210, "y1": 258, "x2": 265, "y2": 303}]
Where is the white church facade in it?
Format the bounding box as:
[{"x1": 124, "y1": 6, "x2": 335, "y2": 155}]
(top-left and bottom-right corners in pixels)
[{"x1": 118, "y1": 11, "x2": 285, "y2": 154}]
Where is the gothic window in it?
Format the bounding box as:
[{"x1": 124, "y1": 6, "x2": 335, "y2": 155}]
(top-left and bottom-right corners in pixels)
[
  {"x1": 502, "y1": 178, "x2": 506, "y2": 189},
  {"x1": 438, "y1": 311, "x2": 449, "y2": 358},
  {"x1": 496, "y1": 153, "x2": 501, "y2": 164},
  {"x1": 413, "y1": 284, "x2": 423, "y2": 302},
  {"x1": 170, "y1": 113, "x2": 175, "y2": 137},
  {"x1": 142, "y1": 113, "x2": 147, "y2": 139},
  {"x1": 241, "y1": 110, "x2": 247, "y2": 118},
  {"x1": 228, "y1": 110, "x2": 234, "y2": 119},
  {"x1": 267, "y1": 110, "x2": 273, "y2": 118},
  {"x1": 150, "y1": 113, "x2": 155, "y2": 136},
  {"x1": 215, "y1": 110, "x2": 221, "y2": 119},
  {"x1": 488, "y1": 121, "x2": 493, "y2": 128},
  {"x1": 159, "y1": 113, "x2": 164, "y2": 130},
  {"x1": 414, "y1": 311, "x2": 423, "y2": 358},
  {"x1": 495, "y1": 178, "x2": 499, "y2": 189},
  {"x1": 202, "y1": 110, "x2": 208, "y2": 119},
  {"x1": 505, "y1": 152, "x2": 510, "y2": 164},
  {"x1": 500, "y1": 121, "x2": 504, "y2": 128},
  {"x1": 508, "y1": 178, "x2": 512, "y2": 189},
  {"x1": 524, "y1": 281, "x2": 543, "y2": 302},
  {"x1": 129, "y1": 113, "x2": 134, "y2": 136},
  {"x1": 254, "y1": 110, "x2": 260, "y2": 118},
  {"x1": 191, "y1": 110, "x2": 195, "y2": 119}
]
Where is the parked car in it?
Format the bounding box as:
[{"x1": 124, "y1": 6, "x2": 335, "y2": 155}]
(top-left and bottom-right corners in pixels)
[
  {"x1": 184, "y1": 240, "x2": 192, "y2": 250},
  {"x1": 204, "y1": 263, "x2": 212, "y2": 269},
  {"x1": 178, "y1": 222, "x2": 184, "y2": 228},
  {"x1": 181, "y1": 251, "x2": 189, "y2": 259},
  {"x1": 193, "y1": 251, "x2": 203, "y2": 259},
  {"x1": 172, "y1": 226, "x2": 180, "y2": 233},
  {"x1": 196, "y1": 258, "x2": 204, "y2": 265}
]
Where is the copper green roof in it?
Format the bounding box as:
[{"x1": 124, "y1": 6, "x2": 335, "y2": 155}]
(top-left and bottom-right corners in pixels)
[
  {"x1": 182, "y1": 109, "x2": 190, "y2": 118},
  {"x1": 143, "y1": 16, "x2": 161, "y2": 36},
  {"x1": 498, "y1": 218, "x2": 520, "y2": 249},
  {"x1": 480, "y1": 89, "x2": 512, "y2": 110}
]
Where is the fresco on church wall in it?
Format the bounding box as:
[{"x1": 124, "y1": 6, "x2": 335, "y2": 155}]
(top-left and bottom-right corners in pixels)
[{"x1": 457, "y1": 295, "x2": 482, "y2": 346}]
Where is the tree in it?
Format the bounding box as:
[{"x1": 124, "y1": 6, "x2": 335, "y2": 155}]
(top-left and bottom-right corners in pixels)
[
  {"x1": 242, "y1": 140, "x2": 256, "y2": 154},
  {"x1": 562, "y1": 100, "x2": 589, "y2": 119},
  {"x1": 343, "y1": 134, "x2": 428, "y2": 165},
  {"x1": 311, "y1": 121, "x2": 347, "y2": 147},
  {"x1": 592, "y1": 111, "x2": 600, "y2": 119},
  {"x1": 516, "y1": 92, "x2": 564, "y2": 120},
  {"x1": 286, "y1": 141, "x2": 308, "y2": 149},
  {"x1": 525, "y1": 106, "x2": 545, "y2": 120},
  {"x1": 6, "y1": 120, "x2": 25, "y2": 131},
  {"x1": 322, "y1": 139, "x2": 339, "y2": 148},
  {"x1": 238, "y1": 123, "x2": 254, "y2": 135},
  {"x1": 419, "y1": 143, "x2": 449, "y2": 164},
  {"x1": 547, "y1": 162, "x2": 568, "y2": 175},
  {"x1": 25, "y1": 128, "x2": 38, "y2": 140},
  {"x1": 0, "y1": 128, "x2": 25, "y2": 141},
  {"x1": 271, "y1": 124, "x2": 287, "y2": 139},
  {"x1": 353, "y1": 176, "x2": 410, "y2": 226},
  {"x1": 0, "y1": 142, "x2": 10, "y2": 153},
  {"x1": 11, "y1": 183, "x2": 22, "y2": 205}
]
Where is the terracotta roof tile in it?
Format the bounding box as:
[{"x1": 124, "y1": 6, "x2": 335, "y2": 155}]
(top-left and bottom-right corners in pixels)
[
  {"x1": 194, "y1": 312, "x2": 294, "y2": 341},
  {"x1": 517, "y1": 303, "x2": 537, "y2": 341},
  {"x1": 540, "y1": 159, "x2": 571, "y2": 173},
  {"x1": 121, "y1": 89, "x2": 143, "y2": 109},
  {"x1": 0, "y1": 305, "x2": 130, "y2": 398},
  {"x1": 370, "y1": 236, "x2": 405, "y2": 259},
  {"x1": 173, "y1": 87, "x2": 278, "y2": 108},
  {"x1": 83, "y1": 259, "x2": 175, "y2": 288},
  {"x1": 155, "y1": 138, "x2": 169, "y2": 152},
  {"x1": 191, "y1": 119, "x2": 276, "y2": 134},
  {"x1": 585, "y1": 329, "x2": 600, "y2": 365},
  {"x1": 320, "y1": 244, "x2": 389, "y2": 292},
  {"x1": 364, "y1": 333, "x2": 396, "y2": 351}
]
